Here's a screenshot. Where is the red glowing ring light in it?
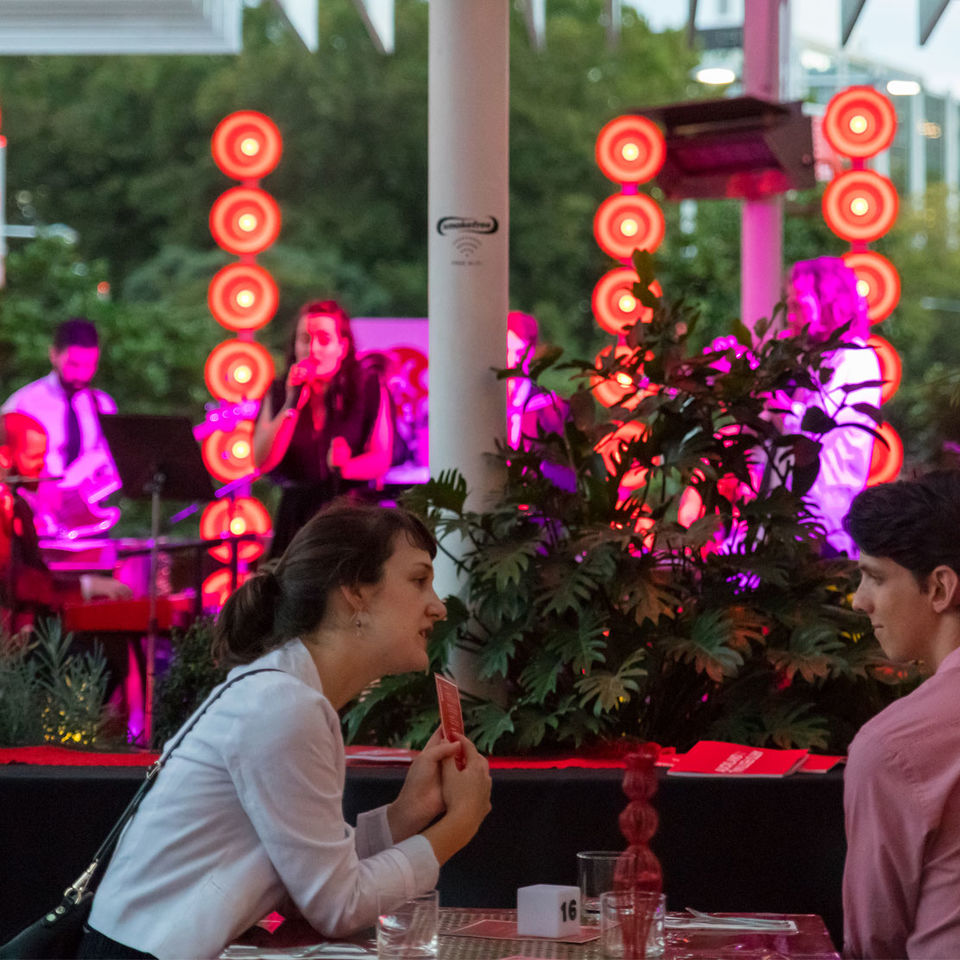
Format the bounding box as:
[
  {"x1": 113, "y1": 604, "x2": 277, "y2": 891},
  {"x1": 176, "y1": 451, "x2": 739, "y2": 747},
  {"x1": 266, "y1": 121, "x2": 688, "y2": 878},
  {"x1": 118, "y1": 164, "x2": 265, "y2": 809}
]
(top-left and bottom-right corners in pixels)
[
  {"x1": 868, "y1": 422, "x2": 904, "y2": 486},
  {"x1": 208, "y1": 263, "x2": 279, "y2": 332},
  {"x1": 202, "y1": 422, "x2": 255, "y2": 483},
  {"x1": 204, "y1": 339, "x2": 275, "y2": 403},
  {"x1": 842, "y1": 251, "x2": 900, "y2": 324},
  {"x1": 210, "y1": 187, "x2": 281, "y2": 255},
  {"x1": 594, "y1": 421, "x2": 649, "y2": 488},
  {"x1": 592, "y1": 268, "x2": 663, "y2": 337},
  {"x1": 211, "y1": 111, "x2": 283, "y2": 180},
  {"x1": 202, "y1": 568, "x2": 251, "y2": 611},
  {"x1": 595, "y1": 115, "x2": 666, "y2": 184},
  {"x1": 200, "y1": 497, "x2": 271, "y2": 563},
  {"x1": 822, "y1": 170, "x2": 898, "y2": 243},
  {"x1": 823, "y1": 86, "x2": 897, "y2": 159},
  {"x1": 594, "y1": 194, "x2": 665, "y2": 261},
  {"x1": 867, "y1": 335, "x2": 902, "y2": 404},
  {"x1": 591, "y1": 345, "x2": 651, "y2": 409}
]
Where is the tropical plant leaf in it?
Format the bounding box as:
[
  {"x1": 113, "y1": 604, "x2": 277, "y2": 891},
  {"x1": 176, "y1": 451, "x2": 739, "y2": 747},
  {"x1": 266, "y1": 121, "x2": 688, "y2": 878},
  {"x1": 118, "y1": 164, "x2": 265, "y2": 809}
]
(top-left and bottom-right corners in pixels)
[
  {"x1": 466, "y1": 701, "x2": 516, "y2": 753},
  {"x1": 762, "y1": 700, "x2": 830, "y2": 751},
  {"x1": 576, "y1": 650, "x2": 648, "y2": 716},
  {"x1": 668, "y1": 610, "x2": 744, "y2": 683},
  {"x1": 625, "y1": 572, "x2": 678, "y2": 626},
  {"x1": 767, "y1": 622, "x2": 847, "y2": 684}
]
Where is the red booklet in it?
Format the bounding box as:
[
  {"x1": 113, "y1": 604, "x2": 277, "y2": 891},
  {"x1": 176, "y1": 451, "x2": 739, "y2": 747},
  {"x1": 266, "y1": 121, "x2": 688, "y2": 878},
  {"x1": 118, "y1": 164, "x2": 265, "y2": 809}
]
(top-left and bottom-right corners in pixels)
[{"x1": 667, "y1": 740, "x2": 808, "y2": 778}]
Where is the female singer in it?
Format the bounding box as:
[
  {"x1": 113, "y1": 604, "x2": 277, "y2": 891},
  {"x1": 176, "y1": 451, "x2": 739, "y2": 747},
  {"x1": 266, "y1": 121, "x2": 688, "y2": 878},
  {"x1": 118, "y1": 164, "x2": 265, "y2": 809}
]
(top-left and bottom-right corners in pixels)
[{"x1": 254, "y1": 300, "x2": 393, "y2": 557}]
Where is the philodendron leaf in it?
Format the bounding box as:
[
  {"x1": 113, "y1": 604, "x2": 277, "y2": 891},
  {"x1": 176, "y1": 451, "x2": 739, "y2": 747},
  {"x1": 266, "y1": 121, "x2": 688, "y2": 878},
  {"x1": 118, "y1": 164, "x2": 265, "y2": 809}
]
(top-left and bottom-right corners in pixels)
[
  {"x1": 575, "y1": 650, "x2": 647, "y2": 716},
  {"x1": 466, "y1": 702, "x2": 515, "y2": 753},
  {"x1": 668, "y1": 610, "x2": 744, "y2": 683},
  {"x1": 627, "y1": 574, "x2": 678, "y2": 626}
]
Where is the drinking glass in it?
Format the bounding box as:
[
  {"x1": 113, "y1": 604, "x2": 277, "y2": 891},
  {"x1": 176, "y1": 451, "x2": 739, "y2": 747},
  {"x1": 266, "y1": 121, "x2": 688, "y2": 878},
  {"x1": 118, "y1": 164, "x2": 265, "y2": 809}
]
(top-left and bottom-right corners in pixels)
[
  {"x1": 600, "y1": 890, "x2": 665, "y2": 959},
  {"x1": 377, "y1": 889, "x2": 439, "y2": 959},
  {"x1": 577, "y1": 850, "x2": 636, "y2": 925}
]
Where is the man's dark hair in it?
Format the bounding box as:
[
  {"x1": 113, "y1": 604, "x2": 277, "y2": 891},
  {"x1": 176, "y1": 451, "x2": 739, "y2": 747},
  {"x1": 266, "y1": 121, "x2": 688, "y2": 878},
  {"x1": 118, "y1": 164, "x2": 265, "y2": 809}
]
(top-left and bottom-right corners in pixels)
[
  {"x1": 53, "y1": 318, "x2": 98, "y2": 351},
  {"x1": 843, "y1": 471, "x2": 960, "y2": 581}
]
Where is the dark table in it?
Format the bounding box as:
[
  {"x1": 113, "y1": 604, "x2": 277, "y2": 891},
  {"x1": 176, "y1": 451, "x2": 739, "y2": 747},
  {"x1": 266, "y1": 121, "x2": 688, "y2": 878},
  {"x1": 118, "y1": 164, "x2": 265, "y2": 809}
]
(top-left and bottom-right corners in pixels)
[{"x1": 0, "y1": 763, "x2": 846, "y2": 948}]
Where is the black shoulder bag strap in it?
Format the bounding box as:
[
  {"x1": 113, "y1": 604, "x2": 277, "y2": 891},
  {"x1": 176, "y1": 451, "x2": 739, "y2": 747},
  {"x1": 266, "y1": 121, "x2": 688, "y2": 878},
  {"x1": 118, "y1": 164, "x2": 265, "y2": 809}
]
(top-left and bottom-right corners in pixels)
[{"x1": 63, "y1": 667, "x2": 283, "y2": 907}]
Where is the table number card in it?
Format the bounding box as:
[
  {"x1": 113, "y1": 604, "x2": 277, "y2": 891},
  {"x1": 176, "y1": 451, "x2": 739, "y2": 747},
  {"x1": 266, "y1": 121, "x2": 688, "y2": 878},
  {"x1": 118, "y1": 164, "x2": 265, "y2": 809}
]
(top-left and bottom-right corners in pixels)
[{"x1": 517, "y1": 884, "x2": 581, "y2": 938}]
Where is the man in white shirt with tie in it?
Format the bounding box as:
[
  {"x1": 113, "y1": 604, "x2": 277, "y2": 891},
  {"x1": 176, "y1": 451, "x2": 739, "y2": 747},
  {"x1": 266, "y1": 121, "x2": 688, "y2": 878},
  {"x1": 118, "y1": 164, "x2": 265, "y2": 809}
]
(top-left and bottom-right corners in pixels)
[{"x1": 2, "y1": 317, "x2": 121, "y2": 537}]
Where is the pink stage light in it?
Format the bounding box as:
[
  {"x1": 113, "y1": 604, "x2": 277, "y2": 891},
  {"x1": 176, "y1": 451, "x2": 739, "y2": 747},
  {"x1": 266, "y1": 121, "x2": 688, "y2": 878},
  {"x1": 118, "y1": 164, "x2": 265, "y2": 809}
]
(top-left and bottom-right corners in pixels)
[
  {"x1": 592, "y1": 268, "x2": 662, "y2": 337},
  {"x1": 208, "y1": 262, "x2": 279, "y2": 332},
  {"x1": 595, "y1": 115, "x2": 666, "y2": 184},
  {"x1": 822, "y1": 170, "x2": 898, "y2": 243},
  {"x1": 209, "y1": 186, "x2": 281, "y2": 255},
  {"x1": 200, "y1": 496, "x2": 271, "y2": 563},
  {"x1": 211, "y1": 110, "x2": 283, "y2": 181},
  {"x1": 594, "y1": 194, "x2": 665, "y2": 261},
  {"x1": 823, "y1": 86, "x2": 897, "y2": 159},
  {"x1": 204, "y1": 339, "x2": 274, "y2": 403},
  {"x1": 842, "y1": 251, "x2": 900, "y2": 324}
]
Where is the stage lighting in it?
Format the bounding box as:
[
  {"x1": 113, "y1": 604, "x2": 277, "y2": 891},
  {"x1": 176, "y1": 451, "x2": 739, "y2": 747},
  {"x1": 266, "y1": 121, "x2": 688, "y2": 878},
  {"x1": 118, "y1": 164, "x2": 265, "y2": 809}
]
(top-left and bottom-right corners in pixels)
[
  {"x1": 594, "y1": 194, "x2": 665, "y2": 261},
  {"x1": 867, "y1": 335, "x2": 902, "y2": 404},
  {"x1": 596, "y1": 115, "x2": 666, "y2": 185},
  {"x1": 592, "y1": 268, "x2": 662, "y2": 337},
  {"x1": 201, "y1": 421, "x2": 255, "y2": 483},
  {"x1": 823, "y1": 86, "x2": 897, "y2": 159},
  {"x1": 841, "y1": 251, "x2": 900, "y2": 324},
  {"x1": 208, "y1": 262, "x2": 279, "y2": 332},
  {"x1": 211, "y1": 110, "x2": 283, "y2": 181},
  {"x1": 204, "y1": 339, "x2": 274, "y2": 403},
  {"x1": 591, "y1": 345, "x2": 651, "y2": 409},
  {"x1": 200, "y1": 496, "x2": 271, "y2": 563},
  {"x1": 868, "y1": 422, "x2": 903, "y2": 486},
  {"x1": 201, "y1": 568, "x2": 251, "y2": 609},
  {"x1": 209, "y1": 186, "x2": 281, "y2": 255},
  {"x1": 822, "y1": 169, "x2": 898, "y2": 243}
]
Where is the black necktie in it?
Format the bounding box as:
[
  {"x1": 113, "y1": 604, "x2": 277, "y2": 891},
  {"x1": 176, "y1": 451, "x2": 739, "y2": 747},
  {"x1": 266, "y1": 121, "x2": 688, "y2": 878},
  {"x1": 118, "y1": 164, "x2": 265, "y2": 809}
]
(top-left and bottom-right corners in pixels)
[{"x1": 64, "y1": 392, "x2": 81, "y2": 466}]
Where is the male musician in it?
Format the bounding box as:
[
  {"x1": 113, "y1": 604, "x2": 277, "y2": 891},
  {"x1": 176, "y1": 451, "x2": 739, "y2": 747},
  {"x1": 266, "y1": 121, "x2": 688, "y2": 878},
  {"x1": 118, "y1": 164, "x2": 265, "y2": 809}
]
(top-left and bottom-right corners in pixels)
[
  {"x1": 842, "y1": 471, "x2": 960, "y2": 958},
  {"x1": 0, "y1": 411, "x2": 129, "y2": 626},
  {"x1": 1, "y1": 317, "x2": 120, "y2": 537}
]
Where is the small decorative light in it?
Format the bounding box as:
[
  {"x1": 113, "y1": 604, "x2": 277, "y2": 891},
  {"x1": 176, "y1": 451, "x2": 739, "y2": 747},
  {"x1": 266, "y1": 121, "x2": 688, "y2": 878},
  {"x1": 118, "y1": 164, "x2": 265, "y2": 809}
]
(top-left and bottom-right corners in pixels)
[
  {"x1": 621, "y1": 142, "x2": 640, "y2": 162},
  {"x1": 615, "y1": 372, "x2": 633, "y2": 388},
  {"x1": 231, "y1": 439, "x2": 251, "y2": 460},
  {"x1": 618, "y1": 293, "x2": 637, "y2": 313},
  {"x1": 857, "y1": 279, "x2": 870, "y2": 297},
  {"x1": 849, "y1": 114, "x2": 868, "y2": 134},
  {"x1": 620, "y1": 218, "x2": 639, "y2": 237},
  {"x1": 232, "y1": 364, "x2": 253, "y2": 384},
  {"x1": 239, "y1": 136, "x2": 260, "y2": 156},
  {"x1": 229, "y1": 517, "x2": 247, "y2": 535},
  {"x1": 238, "y1": 213, "x2": 258, "y2": 232},
  {"x1": 235, "y1": 288, "x2": 255, "y2": 308},
  {"x1": 850, "y1": 197, "x2": 869, "y2": 216},
  {"x1": 886, "y1": 79, "x2": 920, "y2": 96}
]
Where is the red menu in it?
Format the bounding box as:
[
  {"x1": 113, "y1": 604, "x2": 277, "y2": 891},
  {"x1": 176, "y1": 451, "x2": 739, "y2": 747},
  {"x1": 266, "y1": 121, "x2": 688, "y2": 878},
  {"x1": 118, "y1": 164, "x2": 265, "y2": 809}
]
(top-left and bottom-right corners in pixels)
[{"x1": 667, "y1": 740, "x2": 809, "y2": 778}]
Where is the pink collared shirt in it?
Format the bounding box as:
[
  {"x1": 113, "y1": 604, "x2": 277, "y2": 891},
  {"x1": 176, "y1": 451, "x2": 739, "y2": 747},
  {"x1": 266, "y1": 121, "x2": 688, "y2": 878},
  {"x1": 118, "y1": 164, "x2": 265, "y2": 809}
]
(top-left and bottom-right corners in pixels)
[{"x1": 843, "y1": 644, "x2": 960, "y2": 958}]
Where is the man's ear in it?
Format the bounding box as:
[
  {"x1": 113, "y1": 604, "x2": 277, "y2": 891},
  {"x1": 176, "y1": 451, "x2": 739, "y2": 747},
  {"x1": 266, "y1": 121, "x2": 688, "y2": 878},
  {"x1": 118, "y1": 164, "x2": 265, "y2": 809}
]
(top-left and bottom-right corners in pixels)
[{"x1": 928, "y1": 565, "x2": 960, "y2": 613}]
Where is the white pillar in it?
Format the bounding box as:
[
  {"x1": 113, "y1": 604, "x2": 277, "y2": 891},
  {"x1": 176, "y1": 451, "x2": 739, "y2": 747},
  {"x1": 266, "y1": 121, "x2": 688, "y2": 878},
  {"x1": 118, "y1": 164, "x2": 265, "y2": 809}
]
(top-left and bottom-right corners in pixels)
[
  {"x1": 740, "y1": 0, "x2": 787, "y2": 332},
  {"x1": 428, "y1": 0, "x2": 509, "y2": 595}
]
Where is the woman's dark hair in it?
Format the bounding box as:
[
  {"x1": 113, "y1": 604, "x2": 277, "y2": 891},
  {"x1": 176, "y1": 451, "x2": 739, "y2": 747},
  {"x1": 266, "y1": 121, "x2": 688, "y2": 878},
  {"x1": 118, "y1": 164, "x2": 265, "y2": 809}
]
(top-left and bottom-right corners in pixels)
[
  {"x1": 283, "y1": 299, "x2": 361, "y2": 416},
  {"x1": 843, "y1": 470, "x2": 960, "y2": 582},
  {"x1": 213, "y1": 500, "x2": 437, "y2": 667}
]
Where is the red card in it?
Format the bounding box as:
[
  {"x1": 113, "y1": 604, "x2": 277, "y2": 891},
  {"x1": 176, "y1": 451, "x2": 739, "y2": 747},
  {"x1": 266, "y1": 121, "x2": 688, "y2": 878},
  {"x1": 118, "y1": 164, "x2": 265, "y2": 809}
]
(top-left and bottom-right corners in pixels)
[{"x1": 435, "y1": 673, "x2": 465, "y2": 768}]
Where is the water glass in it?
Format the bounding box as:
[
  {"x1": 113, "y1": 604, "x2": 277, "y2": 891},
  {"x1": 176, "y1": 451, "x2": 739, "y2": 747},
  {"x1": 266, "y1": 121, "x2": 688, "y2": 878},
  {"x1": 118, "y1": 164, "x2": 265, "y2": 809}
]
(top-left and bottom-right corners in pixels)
[
  {"x1": 377, "y1": 889, "x2": 439, "y2": 959},
  {"x1": 577, "y1": 850, "x2": 636, "y2": 925},
  {"x1": 600, "y1": 890, "x2": 666, "y2": 959}
]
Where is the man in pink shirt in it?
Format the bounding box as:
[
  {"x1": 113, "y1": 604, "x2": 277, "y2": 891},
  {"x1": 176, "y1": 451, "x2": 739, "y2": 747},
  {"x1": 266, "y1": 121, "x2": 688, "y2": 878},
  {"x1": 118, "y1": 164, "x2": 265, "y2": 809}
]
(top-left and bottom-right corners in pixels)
[{"x1": 842, "y1": 471, "x2": 960, "y2": 959}]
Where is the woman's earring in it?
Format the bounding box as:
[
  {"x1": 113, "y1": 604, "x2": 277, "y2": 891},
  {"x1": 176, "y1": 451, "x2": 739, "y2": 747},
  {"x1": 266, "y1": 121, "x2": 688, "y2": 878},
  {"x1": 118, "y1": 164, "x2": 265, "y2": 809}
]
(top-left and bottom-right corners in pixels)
[{"x1": 355, "y1": 612, "x2": 363, "y2": 635}]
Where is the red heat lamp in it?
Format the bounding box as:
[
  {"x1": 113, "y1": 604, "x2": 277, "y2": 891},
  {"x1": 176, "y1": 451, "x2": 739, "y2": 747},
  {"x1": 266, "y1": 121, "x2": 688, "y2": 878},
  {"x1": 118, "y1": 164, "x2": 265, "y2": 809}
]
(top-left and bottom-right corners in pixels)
[
  {"x1": 209, "y1": 187, "x2": 281, "y2": 255},
  {"x1": 204, "y1": 339, "x2": 275, "y2": 404},
  {"x1": 208, "y1": 262, "x2": 279, "y2": 332},
  {"x1": 822, "y1": 169, "x2": 898, "y2": 243},
  {"x1": 823, "y1": 86, "x2": 897, "y2": 159},
  {"x1": 842, "y1": 251, "x2": 900, "y2": 324},
  {"x1": 200, "y1": 497, "x2": 272, "y2": 563},
  {"x1": 595, "y1": 115, "x2": 666, "y2": 185},
  {"x1": 211, "y1": 110, "x2": 283, "y2": 181},
  {"x1": 592, "y1": 268, "x2": 662, "y2": 337},
  {"x1": 594, "y1": 194, "x2": 665, "y2": 261}
]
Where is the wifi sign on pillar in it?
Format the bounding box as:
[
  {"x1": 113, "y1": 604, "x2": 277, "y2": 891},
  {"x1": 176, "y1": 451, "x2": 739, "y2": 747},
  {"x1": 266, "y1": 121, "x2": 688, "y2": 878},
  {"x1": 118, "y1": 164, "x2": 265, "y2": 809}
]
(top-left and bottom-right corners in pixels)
[
  {"x1": 821, "y1": 86, "x2": 903, "y2": 485},
  {"x1": 202, "y1": 110, "x2": 282, "y2": 607},
  {"x1": 591, "y1": 114, "x2": 666, "y2": 500}
]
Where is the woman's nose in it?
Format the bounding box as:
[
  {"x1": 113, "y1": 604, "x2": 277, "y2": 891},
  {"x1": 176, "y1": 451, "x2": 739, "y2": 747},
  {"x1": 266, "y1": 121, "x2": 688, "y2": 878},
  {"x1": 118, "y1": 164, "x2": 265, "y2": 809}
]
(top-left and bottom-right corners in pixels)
[{"x1": 429, "y1": 596, "x2": 447, "y2": 621}]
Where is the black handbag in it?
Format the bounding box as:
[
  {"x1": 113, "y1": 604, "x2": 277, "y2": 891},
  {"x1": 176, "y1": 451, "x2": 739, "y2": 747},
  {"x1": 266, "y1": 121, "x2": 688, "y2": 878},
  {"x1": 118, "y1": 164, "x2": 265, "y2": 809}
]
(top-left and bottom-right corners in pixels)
[{"x1": 0, "y1": 668, "x2": 280, "y2": 960}]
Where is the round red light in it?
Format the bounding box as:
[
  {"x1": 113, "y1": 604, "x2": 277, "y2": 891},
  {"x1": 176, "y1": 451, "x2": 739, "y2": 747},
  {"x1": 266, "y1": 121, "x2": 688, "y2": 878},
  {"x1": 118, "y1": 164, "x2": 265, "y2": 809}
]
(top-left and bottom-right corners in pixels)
[
  {"x1": 867, "y1": 335, "x2": 902, "y2": 404},
  {"x1": 594, "y1": 193, "x2": 665, "y2": 261},
  {"x1": 204, "y1": 339, "x2": 275, "y2": 403},
  {"x1": 208, "y1": 262, "x2": 279, "y2": 332},
  {"x1": 868, "y1": 422, "x2": 904, "y2": 486},
  {"x1": 592, "y1": 268, "x2": 663, "y2": 337},
  {"x1": 211, "y1": 111, "x2": 283, "y2": 180},
  {"x1": 591, "y1": 345, "x2": 651, "y2": 409},
  {"x1": 594, "y1": 420, "x2": 648, "y2": 488},
  {"x1": 209, "y1": 186, "x2": 281, "y2": 255},
  {"x1": 201, "y1": 568, "x2": 251, "y2": 611},
  {"x1": 841, "y1": 251, "x2": 900, "y2": 324},
  {"x1": 200, "y1": 496, "x2": 272, "y2": 563},
  {"x1": 822, "y1": 170, "x2": 898, "y2": 243},
  {"x1": 201, "y1": 422, "x2": 255, "y2": 483},
  {"x1": 823, "y1": 86, "x2": 897, "y2": 159},
  {"x1": 595, "y1": 115, "x2": 666, "y2": 185}
]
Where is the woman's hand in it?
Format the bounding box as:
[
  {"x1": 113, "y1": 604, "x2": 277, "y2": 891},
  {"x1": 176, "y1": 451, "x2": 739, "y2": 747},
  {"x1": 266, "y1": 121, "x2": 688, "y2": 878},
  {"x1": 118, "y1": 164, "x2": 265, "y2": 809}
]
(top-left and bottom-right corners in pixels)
[
  {"x1": 421, "y1": 734, "x2": 492, "y2": 866},
  {"x1": 327, "y1": 436, "x2": 352, "y2": 471},
  {"x1": 387, "y1": 729, "x2": 461, "y2": 843}
]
